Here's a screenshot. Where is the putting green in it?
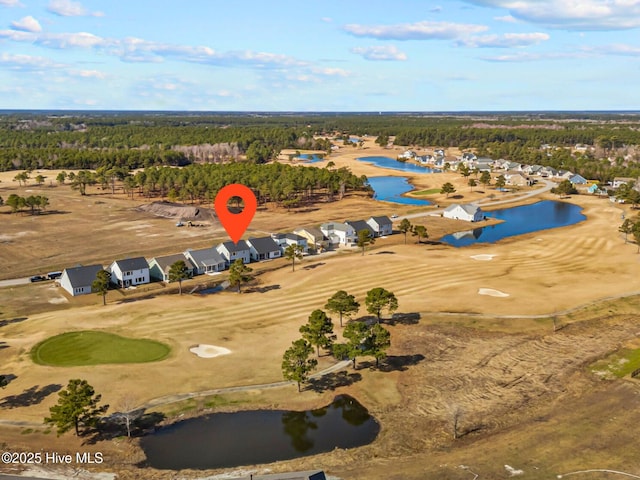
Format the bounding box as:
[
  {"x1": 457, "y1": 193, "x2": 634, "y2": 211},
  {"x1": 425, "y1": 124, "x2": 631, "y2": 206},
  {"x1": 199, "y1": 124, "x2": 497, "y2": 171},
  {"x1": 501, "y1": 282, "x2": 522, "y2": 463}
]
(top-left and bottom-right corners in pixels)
[{"x1": 31, "y1": 330, "x2": 171, "y2": 366}]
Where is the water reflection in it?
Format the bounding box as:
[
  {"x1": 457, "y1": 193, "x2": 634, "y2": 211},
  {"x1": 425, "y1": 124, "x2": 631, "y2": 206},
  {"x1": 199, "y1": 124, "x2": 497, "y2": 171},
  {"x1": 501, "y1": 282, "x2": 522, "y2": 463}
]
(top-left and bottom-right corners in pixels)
[
  {"x1": 441, "y1": 201, "x2": 585, "y2": 247},
  {"x1": 140, "y1": 394, "x2": 379, "y2": 470}
]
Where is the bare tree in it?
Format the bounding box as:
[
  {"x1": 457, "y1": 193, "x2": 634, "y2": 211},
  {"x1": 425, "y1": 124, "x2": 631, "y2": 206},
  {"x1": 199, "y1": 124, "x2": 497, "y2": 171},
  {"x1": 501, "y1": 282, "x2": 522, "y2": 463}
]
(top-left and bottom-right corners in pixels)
[
  {"x1": 448, "y1": 403, "x2": 464, "y2": 440},
  {"x1": 117, "y1": 394, "x2": 141, "y2": 438}
]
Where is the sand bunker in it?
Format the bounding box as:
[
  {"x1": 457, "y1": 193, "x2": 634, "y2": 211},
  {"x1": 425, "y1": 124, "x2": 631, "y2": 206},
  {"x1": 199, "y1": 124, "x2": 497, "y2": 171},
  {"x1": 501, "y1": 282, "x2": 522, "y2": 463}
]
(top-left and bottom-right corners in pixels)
[
  {"x1": 470, "y1": 254, "x2": 496, "y2": 261},
  {"x1": 189, "y1": 344, "x2": 231, "y2": 358},
  {"x1": 478, "y1": 288, "x2": 510, "y2": 297}
]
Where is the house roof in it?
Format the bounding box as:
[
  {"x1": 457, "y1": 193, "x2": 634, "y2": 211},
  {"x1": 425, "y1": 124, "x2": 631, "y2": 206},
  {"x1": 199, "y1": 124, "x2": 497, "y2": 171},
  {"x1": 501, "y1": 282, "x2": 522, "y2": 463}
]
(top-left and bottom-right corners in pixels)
[
  {"x1": 112, "y1": 257, "x2": 148, "y2": 271},
  {"x1": 272, "y1": 233, "x2": 306, "y2": 242},
  {"x1": 445, "y1": 203, "x2": 481, "y2": 215},
  {"x1": 219, "y1": 240, "x2": 250, "y2": 253},
  {"x1": 369, "y1": 215, "x2": 392, "y2": 226},
  {"x1": 150, "y1": 253, "x2": 195, "y2": 272},
  {"x1": 247, "y1": 236, "x2": 280, "y2": 254},
  {"x1": 321, "y1": 222, "x2": 352, "y2": 233},
  {"x1": 294, "y1": 227, "x2": 326, "y2": 241},
  {"x1": 345, "y1": 220, "x2": 375, "y2": 235},
  {"x1": 63, "y1": 264, "x2": 103, "y2": 288},
  {"x1": 184, "y1": 247, "x2": 225, "y2": 267}
]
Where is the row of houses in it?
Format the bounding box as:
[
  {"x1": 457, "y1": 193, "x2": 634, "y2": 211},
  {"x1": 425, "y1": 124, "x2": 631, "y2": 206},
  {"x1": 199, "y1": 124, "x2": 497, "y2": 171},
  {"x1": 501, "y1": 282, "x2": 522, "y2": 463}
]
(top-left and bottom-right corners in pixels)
[{"x1": 58, "y1": 216, "x2": 394, "y2": 297}]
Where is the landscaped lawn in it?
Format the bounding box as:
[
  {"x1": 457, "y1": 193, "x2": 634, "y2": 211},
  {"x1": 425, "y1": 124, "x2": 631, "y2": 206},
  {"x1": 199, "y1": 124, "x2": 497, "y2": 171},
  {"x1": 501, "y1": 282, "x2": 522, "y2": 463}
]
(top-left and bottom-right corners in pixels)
[
  {"x1": 412, "y1": 188, "x2": 441, "y2": 195},
  {"x1": 31, "y1": 331, "x2": 171, "y2": 366}
]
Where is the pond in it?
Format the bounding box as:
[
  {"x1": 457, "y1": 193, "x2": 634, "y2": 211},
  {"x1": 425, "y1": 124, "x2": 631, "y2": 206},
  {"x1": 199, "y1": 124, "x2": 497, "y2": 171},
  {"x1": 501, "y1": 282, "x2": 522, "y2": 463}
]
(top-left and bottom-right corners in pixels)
[
  {"x1": 357, "y1": 156, "x2": 439, "y2": 174},
  {"x1": 368, "y1": 176, "x2": 432, "y2": 206},
  {"x1": 440, "y1": 200, "x2": 586, "y2": 247},
  {"x1": 298, "y1": 153, "x2": 325, "y2": 163},
  {"x1": 139, "y1": 395, "x2": 379, "y2": 470}
]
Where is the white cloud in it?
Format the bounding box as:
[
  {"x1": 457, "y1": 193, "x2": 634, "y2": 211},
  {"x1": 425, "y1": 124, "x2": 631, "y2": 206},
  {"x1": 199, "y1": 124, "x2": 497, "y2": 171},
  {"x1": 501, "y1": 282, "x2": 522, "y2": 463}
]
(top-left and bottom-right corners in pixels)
[
  {"x1": 0, "y1": 0, "x2": 24, "y2": 6},
  {"x1": 583, "y1": 43, "x2": 640, "y2": 56},
  {"x1": 464, "y1": 0, "x2": 640, "y2": 30},
  {"x1": 481, "y1": 51, "x2": 590, "y2": 62},
  {"x1": 343, "y1": 20, "x2": 488, "y2": 40},
  {"x1": 47, "y1": 0, "x2": 103, "y2": 17},
  {"x1": 457, "y1": 32, "x2": 550, "y2": 48},
  {"x1": 321, "y1": 17, "x2": 333, "y2": 23},
  {"x1": 494, "y1": 14, "x2": 517, "y2": 23},
  {"x1": 74, "y1": 69, "x2": 107, "y2": 79},
  {"x1": 0, "y1": 52, "x2": 66, "y2": 70},
  {"x1": 351, "y1": 45, "x2": 408, "y2": 61},
  {"x1": 10, "y1": 15, "x2": 42, "y2": 32}
]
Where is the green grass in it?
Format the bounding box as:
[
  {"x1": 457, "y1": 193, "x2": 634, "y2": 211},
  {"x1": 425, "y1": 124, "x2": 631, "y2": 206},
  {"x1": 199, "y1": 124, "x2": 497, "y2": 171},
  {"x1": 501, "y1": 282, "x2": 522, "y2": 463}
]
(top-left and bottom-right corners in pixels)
[
  {"x1": 412, "y1": 188, "x2": 441, "y2": 195},
  {"x1": 590, "y1": 348, "x2": 640, "y2": 378},
  {"x1": 31, "y1": 330, "x2": 171, "y2": 366}
]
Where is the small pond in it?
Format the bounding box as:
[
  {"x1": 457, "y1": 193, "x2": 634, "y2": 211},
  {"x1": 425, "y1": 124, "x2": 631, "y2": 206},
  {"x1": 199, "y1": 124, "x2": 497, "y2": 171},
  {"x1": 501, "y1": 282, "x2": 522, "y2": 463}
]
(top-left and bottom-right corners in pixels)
[
  {"x1": 357, "y1": 156, "x2": 440, "y2": 174},
  {"x1": 298, "y1": 153, "x2": 324, "y2": 163},
  {"x1": 139, "y1": 395, "x2": 379, "y2": 470},
  {"x1": 440, "y1": 200, "x2": 586, "y2": 247},
  {"x1": 368, "y1": 176, "x2": 432, "y2": 206}
]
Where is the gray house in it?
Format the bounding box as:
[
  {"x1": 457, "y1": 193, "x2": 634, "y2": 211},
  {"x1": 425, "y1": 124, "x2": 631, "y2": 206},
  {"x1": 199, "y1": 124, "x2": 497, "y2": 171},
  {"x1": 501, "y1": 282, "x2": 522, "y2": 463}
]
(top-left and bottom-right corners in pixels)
[
  {"x1": 247, "y1": 236, "x2": 282, "y2": 261},
  {"x1": 216, "y1": 240, "x2": 251, "y2": 266},
  {"x1": 367, "y1": 215, "x2": 393, "y2": 236},
  {"x1": 59, "y1": 264, "x2": 104, "y2": 296},
  {"x1": 345, "y1": 219, "x2": 375, "y2": 238},
  {"x1": 148, "y1": 253, "x2": 195, "y2": 282},
  {"x1": 184, "y1": 247, "x2": 226, "y2": 274}
]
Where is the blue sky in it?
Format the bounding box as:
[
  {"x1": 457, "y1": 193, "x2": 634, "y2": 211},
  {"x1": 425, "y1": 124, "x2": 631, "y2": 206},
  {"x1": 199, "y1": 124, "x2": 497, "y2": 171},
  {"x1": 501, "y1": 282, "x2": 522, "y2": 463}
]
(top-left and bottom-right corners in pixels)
[{"x1": 0, "y1": 0, "x2": 639, "y2": 111}]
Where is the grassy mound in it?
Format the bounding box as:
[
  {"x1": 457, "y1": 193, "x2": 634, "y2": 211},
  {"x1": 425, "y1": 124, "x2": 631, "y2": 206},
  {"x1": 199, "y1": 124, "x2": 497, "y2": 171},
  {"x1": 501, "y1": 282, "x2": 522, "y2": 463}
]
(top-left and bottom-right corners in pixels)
[{"x1": 31, "y1": 331, "x2": 171, "y2": 366}]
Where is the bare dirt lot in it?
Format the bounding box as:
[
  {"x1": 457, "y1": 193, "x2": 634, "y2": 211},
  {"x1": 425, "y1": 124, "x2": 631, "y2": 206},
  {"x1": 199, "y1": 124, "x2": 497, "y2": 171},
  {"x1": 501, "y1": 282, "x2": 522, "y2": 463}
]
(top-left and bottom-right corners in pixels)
[{"x1": 2, "y1": 143, "x2": 640, "y2": 479}]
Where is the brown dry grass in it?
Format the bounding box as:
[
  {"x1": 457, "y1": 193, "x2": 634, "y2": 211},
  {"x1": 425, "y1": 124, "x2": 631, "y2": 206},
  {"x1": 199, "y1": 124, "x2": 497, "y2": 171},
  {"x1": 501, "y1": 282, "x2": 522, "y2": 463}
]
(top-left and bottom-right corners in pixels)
[{"x1": 2, "y1": 143, "x2": 640, "y2": 479}]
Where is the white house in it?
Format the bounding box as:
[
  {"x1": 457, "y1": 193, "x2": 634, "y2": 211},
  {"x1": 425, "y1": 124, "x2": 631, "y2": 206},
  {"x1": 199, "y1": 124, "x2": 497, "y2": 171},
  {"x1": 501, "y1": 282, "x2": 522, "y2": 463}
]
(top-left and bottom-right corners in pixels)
[
  {"x1": 59, "y1": 264, "x2": 103, "y2": 296},
  {"x1": 399, "y1": 150, "x2": 416, "y2": 159},
  {"x1": 320, "y1": 222, "x2": 356, "y2": 246},
  {"x1": 271, "y1": 233, "x2": 309, "y2": 254},
  {"x1": 184, "y1": 247, "x2": 226, "y2": 274},
  {"x1": 216, "y1": 240, "x2": 251, "y2": 266},
  {"x1": 443, "y1": 203, "x2": 484, "y2": 222},
  {"x1": 109, "y1": 257, "x2": 150, "y2": 288},
  {"x1": 612, "y1": 177, "x2": 639, "y2": 189},
  {"x1": 367, "y1": 216, "x2": 393, "y2": 236},
  {"x1": 247, "y1": 236, "x2": 282, "y2": 261}
]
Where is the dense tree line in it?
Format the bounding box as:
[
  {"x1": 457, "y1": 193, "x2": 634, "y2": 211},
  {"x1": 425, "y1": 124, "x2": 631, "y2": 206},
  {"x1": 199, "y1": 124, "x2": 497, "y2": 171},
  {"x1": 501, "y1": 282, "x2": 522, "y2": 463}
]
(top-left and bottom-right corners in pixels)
[
  {"x1": 120, "y1": 163, "x2": 369, "y2": 206},
  {"x1": 2, "y1": 112, "x2": 640, "y2": 181}
]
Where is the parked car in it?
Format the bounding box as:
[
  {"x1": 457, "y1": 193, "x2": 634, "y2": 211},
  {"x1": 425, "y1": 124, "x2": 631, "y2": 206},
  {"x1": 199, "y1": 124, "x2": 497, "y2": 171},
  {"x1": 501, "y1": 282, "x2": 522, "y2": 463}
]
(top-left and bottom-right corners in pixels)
[
  {"x1": 47, "y1": 271, "x2": 62, "y2": 280},
  {"x1": 30, "y1": 275, "x2": 46, "y2": 282},
  {"x1": 391, "y1": 214, "x2": 399, "y2": 219}
]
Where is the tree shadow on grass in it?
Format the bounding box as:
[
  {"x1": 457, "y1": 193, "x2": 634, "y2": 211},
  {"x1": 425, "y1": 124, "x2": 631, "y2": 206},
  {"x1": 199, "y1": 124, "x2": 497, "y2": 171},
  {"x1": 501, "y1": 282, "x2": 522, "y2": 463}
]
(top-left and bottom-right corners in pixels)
[
  {"x1": 0, "y1": 383, "x2": 62, "y2": 409},
  {"x1": 245, "y1": 284, "x2": 280, "y2": 294},
  {"x1": 303, "y1": 262, "x2": 325, "y2": 270},
  {"x1": 386, "y1": 312, "x2": 421, "y2": 326},
  {"x1": 377, "y1": 354, "x2": 425, "y2": 372},
  {"x1": 0, "y1": 317, "x2": 28, "y2": 328},
  {"x1": 307, "y1": 370, "x2": 362, "y2": 393}
]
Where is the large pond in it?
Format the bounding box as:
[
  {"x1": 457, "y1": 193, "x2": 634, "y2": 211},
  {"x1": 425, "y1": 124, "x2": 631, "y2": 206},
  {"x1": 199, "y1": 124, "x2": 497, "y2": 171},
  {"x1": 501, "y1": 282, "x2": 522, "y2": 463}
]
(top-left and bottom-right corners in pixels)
[
  {"x1": 298, "y1": 153, "x2": 324, "y2": 163},
  {"x1": 368, "y1": 176, "x2": 432, "y2": 206},
  {"x1": 139, "y1": 395, "x2": 379, "y2": 470},
  {"x1": 357, "y1": 156, "x2": 439, "y2": 174},
  {"x1": 440, "y1": 200, "x2": 586, "y2": 247}
]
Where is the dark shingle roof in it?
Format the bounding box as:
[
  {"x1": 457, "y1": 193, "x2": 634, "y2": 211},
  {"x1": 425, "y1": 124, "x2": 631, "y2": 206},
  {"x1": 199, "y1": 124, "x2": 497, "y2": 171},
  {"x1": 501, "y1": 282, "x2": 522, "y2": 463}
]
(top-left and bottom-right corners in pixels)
[
  {"x1": 63, "y1": 264, "x2": 103, "y2": 288},
  {"x1": 185, "y1": 247, "x2": 225, "y2": 267},
  {"x1": 272, "y1": 233, "x2": 306, "y2": 242},
  {"x1": 220, "y1": 240, "x2": 250, "y2": 253},
  {"x1": 369, "y1": 215, "x2": 392, "y2": 226},
  {"x1": 248, "y1": 236, "x2": 280, "y2": 254},
  {"x1": 112, "y1": 257, "x2": 148, "y2": 271},
  {"x1": 345, "y1": 220, "x2": 375, "y2": 235},
  {"x1": 150, "y1": 253, "x2": 195, "y2": 272}
]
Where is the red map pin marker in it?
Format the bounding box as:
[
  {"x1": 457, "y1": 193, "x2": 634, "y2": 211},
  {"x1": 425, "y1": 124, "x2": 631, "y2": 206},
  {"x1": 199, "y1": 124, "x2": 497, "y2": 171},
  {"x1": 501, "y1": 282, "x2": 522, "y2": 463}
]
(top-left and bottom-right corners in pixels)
[{"x1": 214, "y1": 184, "x2": 257, "y2": 244}]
